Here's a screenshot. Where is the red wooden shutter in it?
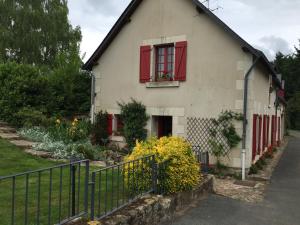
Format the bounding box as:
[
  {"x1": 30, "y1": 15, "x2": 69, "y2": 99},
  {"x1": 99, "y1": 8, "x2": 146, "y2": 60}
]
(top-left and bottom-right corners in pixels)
[
  {"x1": 175, "y1": 41, "x2": 187, "y2": 81},
  {"x1": 263, "y1": 115, "x2": 267, "y2": 150},
  {"x1": 278, "y1": 117, "x2": 281, "y2": 145},
  {"x1": 267, "y1": 116, "x2": 270, "y2": 147},
  {"x1": 271, "y1": 116, "x2": 275, "y2": 147},
  {"x1": 252, "y1": 114, "x2": 258, "y2": 161},
  {"x1": 258, "y1": 116, "x2": 262, "y2": 155},
  {"x1": 107, "y1": 114, "x2": 113, "y2": 136},
  {"x1": 140, "y1": 45, "x2": 151, "y2": 83}
]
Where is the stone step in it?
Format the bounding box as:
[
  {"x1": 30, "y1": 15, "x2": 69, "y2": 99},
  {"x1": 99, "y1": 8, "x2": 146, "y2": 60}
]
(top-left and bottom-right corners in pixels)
[
  {"x1": 0, "y1": 132, "x2": 22, "y2": 140},
  {"x1": 24, "y1": 149, "x2": 52, "y2": 158},
  {"x1": 9, "y1": 140, "x2": 35, "y2": 149},
  {"x1": 0, "y1": 121, "x2": 9, "y2": 126},
  {"x1": 0, "y1": 127, "x2": 17, "y2": 133}
]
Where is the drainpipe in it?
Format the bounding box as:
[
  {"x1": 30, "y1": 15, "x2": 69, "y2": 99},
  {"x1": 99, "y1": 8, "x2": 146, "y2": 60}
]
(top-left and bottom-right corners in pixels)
[
  {"x1": 241, "y1": 55, "x2": 261, "y2": 180},
  {"x1": 90, "y1": 72, "x2": 96, "y2": 124}
]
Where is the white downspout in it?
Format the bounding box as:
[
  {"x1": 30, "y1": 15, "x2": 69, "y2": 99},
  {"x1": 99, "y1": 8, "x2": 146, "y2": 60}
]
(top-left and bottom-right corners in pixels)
[
  {"x1": 242, "y1": 55, "x2": 261, "y2": 180},
  {"x1": 90, "y1": 72, "x2": 96, "y2": 124}
]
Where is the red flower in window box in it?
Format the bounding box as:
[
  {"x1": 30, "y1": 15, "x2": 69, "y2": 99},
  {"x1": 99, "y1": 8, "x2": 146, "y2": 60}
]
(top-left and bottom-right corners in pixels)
[{"x1": 157, "y1": 70, "x2": 173, "y2": 81}]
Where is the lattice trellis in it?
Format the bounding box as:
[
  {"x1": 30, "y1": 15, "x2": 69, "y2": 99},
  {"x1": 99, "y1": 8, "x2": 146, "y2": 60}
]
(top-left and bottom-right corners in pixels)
[{"x1": 187, "y1": 117, "x2": 230, "y2": 154}]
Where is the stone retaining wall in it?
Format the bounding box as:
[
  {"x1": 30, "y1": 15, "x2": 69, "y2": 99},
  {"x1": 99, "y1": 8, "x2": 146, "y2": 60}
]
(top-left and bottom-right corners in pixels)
[{"x1": 98, "y1": 175, "x2": 214, "y2": 225}]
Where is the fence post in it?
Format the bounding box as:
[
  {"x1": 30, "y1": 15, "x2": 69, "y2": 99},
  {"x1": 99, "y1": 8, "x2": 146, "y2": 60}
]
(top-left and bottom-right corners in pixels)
[
  {"x1": 151, "y1": 156, "x2": 158, "y2": 194},
  {"x1": 204, "y1": 152, "x2": 209, "y2": 173},
  {"x1": 90, "y1": 172, "x2": 96, "y2": 220},
  {"x1": 71, "y1": 164, "x2": 77, "y2": 216},
  {"x1": 84, "y1": 161, "x2": 90, "y2": 215}
]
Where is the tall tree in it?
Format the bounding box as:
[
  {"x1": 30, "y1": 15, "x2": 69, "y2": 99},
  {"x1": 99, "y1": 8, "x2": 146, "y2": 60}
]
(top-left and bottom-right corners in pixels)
[
  {"x1": 275, "y1": 41, "x2": 300, "y2": 129},
  {"x1": 0, "y1": 0, "x2": 81, "y2": 68}
]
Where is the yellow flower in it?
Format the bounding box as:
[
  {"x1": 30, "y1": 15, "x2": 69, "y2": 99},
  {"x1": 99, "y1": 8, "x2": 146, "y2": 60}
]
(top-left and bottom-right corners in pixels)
[
  {"x1": 124, "y1": 136, "x2": 201, "y2": 194},
  {"x1": 88, "y1": 221, "x2": 101, "y2": 225},
  {"x1": 56, "y1": 119, "x2": 61, "y2": 124},
  {"x1": 74, "y1": 118, "x2": 78, "y2": 122},
  {"x1": 72, "y1": 122, "x2": 76, "y2": 126}
]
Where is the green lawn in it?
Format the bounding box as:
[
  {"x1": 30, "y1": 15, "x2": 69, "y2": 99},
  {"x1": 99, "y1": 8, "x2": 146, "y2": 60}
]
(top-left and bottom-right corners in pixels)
[
  {"x1": 0, "y1": 138, "x2": 58, "y2": 176},
  {"x1": 0, "y1": 139, "x2": 148, "y2": 225}
]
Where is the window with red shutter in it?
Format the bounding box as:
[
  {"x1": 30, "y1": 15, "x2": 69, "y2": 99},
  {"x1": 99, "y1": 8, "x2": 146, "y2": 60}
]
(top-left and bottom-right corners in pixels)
[
  {"x1": 155, "y1": 45, "x2": 175, "y2": 81},
  {"x1": 140, "y1": 45, "x2": 151, "y2": 83},
  {"x1": 175, "y1": 41, "x2": 187, "y2": 81}
]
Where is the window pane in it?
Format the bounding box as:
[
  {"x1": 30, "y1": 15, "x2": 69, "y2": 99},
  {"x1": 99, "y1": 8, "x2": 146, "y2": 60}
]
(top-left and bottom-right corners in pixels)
[
  {"x1": 168, "y1": 63, "x2": 173, "y2": 72},
  {"x1": 158, "y1": 48, "x2": 164, "y2": 55},
  {"x1": 168, "y1": 47, "x2": 174, "y2": 55},
  {"x1": 159, "y1": 55, "x2": 164, "y2": 63},
  {"x1": 158, "y1": 63, "x2": 164, "y2": 71},
  {"x1": 168, "y1": 54, "x2": 173, "y2": 63}
]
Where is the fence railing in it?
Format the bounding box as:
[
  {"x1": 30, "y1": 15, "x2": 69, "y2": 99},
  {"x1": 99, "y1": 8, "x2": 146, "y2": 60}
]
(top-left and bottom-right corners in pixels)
[
  {"x1": 0, "y1": 152, "x2": 204, "y2": 224},
  {"x1": 0, "y1": 160, "x2": 89, "y2": 225},
  {"x1": 89, "y1": 155, "x2": 166, "y2": 220}
]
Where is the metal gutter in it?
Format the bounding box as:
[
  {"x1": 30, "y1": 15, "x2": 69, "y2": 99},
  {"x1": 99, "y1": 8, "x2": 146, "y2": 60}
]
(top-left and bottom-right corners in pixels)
[
  {"x1": 90, "y1": 72, "x2": 96, "y2": 124},
  {"x1": 241, "y1": 55, "x2": 261, "y2": 180}
]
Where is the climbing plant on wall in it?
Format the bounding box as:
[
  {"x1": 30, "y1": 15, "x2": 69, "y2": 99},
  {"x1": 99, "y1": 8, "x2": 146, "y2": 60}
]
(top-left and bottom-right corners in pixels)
[{"x1": 209, "y1": 111, "x2": 243, "y2": 170}]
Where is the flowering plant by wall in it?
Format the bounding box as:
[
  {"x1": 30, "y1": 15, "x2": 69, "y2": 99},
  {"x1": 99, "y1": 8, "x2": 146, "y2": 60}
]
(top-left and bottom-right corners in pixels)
[{"x1": 124, "y1": 137, "x2": 201, "y2": 193}]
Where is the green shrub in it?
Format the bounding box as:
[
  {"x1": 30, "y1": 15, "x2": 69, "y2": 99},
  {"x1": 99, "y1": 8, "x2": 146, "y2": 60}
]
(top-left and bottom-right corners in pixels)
[
  {"x1": 0, "y1": 62, "x2": 91, "y2": 126},
  {"x1": 118, "y1": 99, "x2": 149, "y2": 149},
  {"x1": 13, "y1": 107, "x2": 50, "y2": 128},
  {"x1": 91, "y1": 111, "x2": 109, "y2": 146},
  {"x1": 249, "y1": 164, "x2": 258, "y2": 175},
  {"x1": 67, "y1": 118, "x2": 91, "y2": 142},
  {"x1": 259, "y1": 157, "x2": 267, "y2": 166},
  {"x1": 45, "y1": 118, "x2": 91, "y2": 144},
  {"x1": 19, "y1": 126, "x2": 103, "y2": 160},
  {"x1": 73, "y1": 144, "x2": 95, "y2": 160},
  {"x1": 0, "y1": 63, "x2": 49, "y2": 125},
  {"x1": 125, "y1": 137, "x2": 201, "y2": 194},
  {"x1": 264, "y1": 151, "x2": 274, "y2": 159},
  {"x1": 255, "y1": 160, "x2": 263, "y2": 170}
]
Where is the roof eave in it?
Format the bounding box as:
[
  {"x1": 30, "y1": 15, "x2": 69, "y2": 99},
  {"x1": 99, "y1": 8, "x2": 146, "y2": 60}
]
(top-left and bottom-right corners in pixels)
[{"x1": 82, "y1": 0, "x2": 143, "y2": 71}]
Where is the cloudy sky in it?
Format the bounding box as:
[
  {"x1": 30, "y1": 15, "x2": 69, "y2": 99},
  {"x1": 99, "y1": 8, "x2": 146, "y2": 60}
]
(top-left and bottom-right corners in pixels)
[{"x1": 68, "y1": 0, "x2": 300, "y2": 62}]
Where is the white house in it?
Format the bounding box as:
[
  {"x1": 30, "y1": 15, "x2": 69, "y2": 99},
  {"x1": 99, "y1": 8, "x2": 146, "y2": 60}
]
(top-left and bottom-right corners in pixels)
[{"x1": 83, "y1": 0, "x2": 286, "y2": 177}]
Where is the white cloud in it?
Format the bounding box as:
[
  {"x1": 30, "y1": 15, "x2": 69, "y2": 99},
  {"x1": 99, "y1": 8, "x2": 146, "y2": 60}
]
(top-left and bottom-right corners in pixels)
[
  {"x1": 256, "y1": 36, "x2": 293, "y2": 60},
  {"x1": 68, "y1": 0, "x2": 131, "y2": 60}
]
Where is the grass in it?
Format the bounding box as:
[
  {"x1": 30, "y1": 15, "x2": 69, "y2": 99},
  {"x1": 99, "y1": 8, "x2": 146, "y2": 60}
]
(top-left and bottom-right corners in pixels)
[
  {"x1": 0, "y1": 138, "x2": 58, "y2": 176},
  {"x1": 0, "y1": 139, "x2": 151, "y2": 225}
]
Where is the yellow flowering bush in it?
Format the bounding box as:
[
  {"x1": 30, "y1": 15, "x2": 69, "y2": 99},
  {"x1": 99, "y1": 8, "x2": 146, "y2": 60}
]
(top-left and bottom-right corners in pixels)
[{"x1": 125, "y1": 137, "x2": 201, "y2": 194}]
